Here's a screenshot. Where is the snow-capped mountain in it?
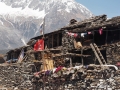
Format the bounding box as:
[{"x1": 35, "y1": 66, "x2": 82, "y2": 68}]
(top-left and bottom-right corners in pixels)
[{"x1": 0, "y1": 0, "x2": 93, "y2": 50}]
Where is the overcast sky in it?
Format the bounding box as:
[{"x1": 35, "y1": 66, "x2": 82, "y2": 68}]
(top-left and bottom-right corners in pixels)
[{"x1": 76, "y1": 0, "x2": 120, "y2": 18}]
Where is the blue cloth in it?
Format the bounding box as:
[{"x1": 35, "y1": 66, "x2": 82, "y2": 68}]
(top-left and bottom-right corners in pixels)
[
  {"x1": 7, "y1": 59, "x2": 18, "y2": 63},
  {"x1": 7, "y1": 60, "x2": 11, "y2": 63},
  {"x1": 12, "y1": 59, "x2": 18, "y2": 62}
]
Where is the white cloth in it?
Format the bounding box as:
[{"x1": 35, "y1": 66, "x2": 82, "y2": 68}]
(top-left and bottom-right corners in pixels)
[{"x1": 81, "y1": 33, "x2": 87, "y2": 37}]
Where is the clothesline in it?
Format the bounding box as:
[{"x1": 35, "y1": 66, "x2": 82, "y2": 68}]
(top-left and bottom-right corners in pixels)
[
  {"x1": 67, "y1": 28, "x2": 120, "y2": 38},
  {"x1": 67, "y1": 29, "x2": 120, "y2": 37},
  {"x1": 84, "y1": 28, "x2": 120, "y2": 32}
]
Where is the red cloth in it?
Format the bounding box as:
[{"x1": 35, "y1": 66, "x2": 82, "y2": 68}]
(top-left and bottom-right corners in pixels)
[
  {"x1": 66, "y1": 32, "x2": 78, "y2": 38},
  {"x1": 34, "y1": 39, "x2": 44, "y2": 51},
  {"x1": 74, "y1": 33, "x2": 78, "y2": 38},
  {"x1": 116, "y1": 62, "x2": 120, "y2": 66},
  {"x1": 55, "y1": 66, "x2": 63, "y2": 73},
  {"x1": 99, "y1": 28, "x2": 103, "y2": 35},
  {"x1": 88, "y1": 32, "x2": 91, "y2": 34}
]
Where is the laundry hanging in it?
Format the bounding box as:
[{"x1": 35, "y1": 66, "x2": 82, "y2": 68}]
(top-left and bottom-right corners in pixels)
[
  {"x1": 88, "y1": 32, "x2": 92, "y2": 34},
  {"x1": 99, "y1": 28, "x2": 103, "y2": 35},
  {"x1": 66, "y1": 32, "x2": 78, "y2": 38},
  {"x1": 81, "y1": 33, "x2": 87, "y2": 37}
]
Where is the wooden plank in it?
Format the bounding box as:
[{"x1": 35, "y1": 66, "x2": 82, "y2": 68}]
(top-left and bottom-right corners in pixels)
[
  {"x1": 53, "y1": 53, "x2": 91, "y2": 57},
  {"x1": 57, "y1": 33, "x2": 59, "y2": 46},
  {"x1": 52, "y1": 34, "x2": 53, "y2": 48}
]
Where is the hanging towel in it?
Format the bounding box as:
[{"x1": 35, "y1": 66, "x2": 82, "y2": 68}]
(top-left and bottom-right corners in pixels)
[{"x1": 99, "y1": 28, "x2": 103, "y2": 35}]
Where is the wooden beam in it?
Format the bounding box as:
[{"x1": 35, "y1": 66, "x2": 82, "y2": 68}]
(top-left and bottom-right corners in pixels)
[{"x1": 52, "y1": 53, "x2": 91, "y2": 57}]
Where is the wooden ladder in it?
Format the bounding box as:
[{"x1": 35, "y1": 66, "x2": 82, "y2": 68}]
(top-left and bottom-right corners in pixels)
[{"x1": 90, "y1": 43, "x2": 107, "y2": 65}]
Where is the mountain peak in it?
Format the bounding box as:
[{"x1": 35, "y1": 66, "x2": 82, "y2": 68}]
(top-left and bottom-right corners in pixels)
[
  {"x1": 0, "y1": 0, "x2": 93, "y2": 50},
  {"x1": 0, "y1": 0, "x2": 93, "y2": 17},
  {"x1": 50, "y1": 0, "x2": 74, "y2": 3}
]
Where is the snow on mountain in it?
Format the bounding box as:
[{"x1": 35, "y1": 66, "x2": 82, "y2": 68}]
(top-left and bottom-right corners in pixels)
[
  {"x1": 0, "y1": 0, "x2": 93, "y2": 18},
  {"x1": 0, "y1": 0, "x2": 93, "y2": 50},
  {"x1": 0, "y1": 2, "x2": 45, "y2": 18}
]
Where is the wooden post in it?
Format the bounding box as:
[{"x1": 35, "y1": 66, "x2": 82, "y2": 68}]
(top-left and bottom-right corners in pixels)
[
  {"x1": 119, "y1": 29, "x2": 120, "y2": 40},
  {"x1": 57, "y1": 33, "x2": 59, "y2": 46},
  {"x1": 42, "y1": 16, "x2": 45, "y2": 71},
  {"x1": 52, "y1": 34, "x2": 53, "y2": 48},
  {"x1": 48, "y1": 35, "x2": 50, "y2": 48},
  {"x1": 81, "y1": 47, "x2": 84, "y2": 65},
  {"x1": 105, "y1": 30, "x2": 108, "y2": 45},
  {"x1": 70, "y1": 57, "x2": 72, "y2": 67},
  {"x1": 93, "y1": 30, "x2": 95, "y2": 43},
  {"x1": 80, "y1": 32, "x2": 84, "y2": 65}
]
